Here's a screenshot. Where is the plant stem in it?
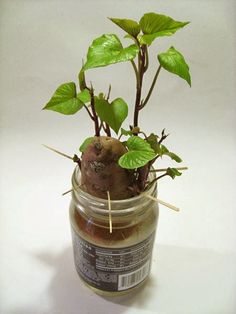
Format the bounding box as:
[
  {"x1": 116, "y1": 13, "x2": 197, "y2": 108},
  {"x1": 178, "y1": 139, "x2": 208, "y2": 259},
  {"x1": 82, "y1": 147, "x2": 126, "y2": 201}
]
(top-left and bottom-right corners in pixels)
[
  {"x1": 158, "y1": 128, "x2": 169, "y2": 144},
  {"x1": 90, "y1": 87, "x2": 100, "y2": 136},
  {"x1": 139, "y1": 131, "x2": 148, "y2": 139},
  {"x1": 143, "y1": 45, "x2": 149, "y2": 72},
  {"x1": 98, "y1": 120, "x2": 103, "y2": 132},
  {"x1": 106, "y1": 84, "x2": 111, "y2": 101},
  {"x1": 140, "y1": 65, "x2": 162, "y2": 109},
  {"x1": 83, "y1": 104, "x2": 94, "y2": 121},
  {"x1": 101, "y1": 121, "x2": 111, "y2": 136},
  {"x1": 133, "y1": 46, "x2": 146, "y2": 127},
  {"x1": 145, "y1": 173, "x2": 168, "y2": 190},
  {"x1": 130, "y1": 60, "x2": 139, "y2": 86},
  {"x1": 105, "y1": 123, "x2": 111, "y2": 137}
]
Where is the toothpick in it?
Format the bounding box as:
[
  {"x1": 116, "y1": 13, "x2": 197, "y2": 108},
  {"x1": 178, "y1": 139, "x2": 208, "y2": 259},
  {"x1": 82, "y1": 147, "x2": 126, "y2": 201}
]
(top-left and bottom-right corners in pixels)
[
  {"x1": 43, "y1": 144, "x2": 74, "y2": 160},
  {"x1": 145, "y1": 194, "x2": 180, "y2": 212},
  {"x1": 107, "y1": 191, "x2": 112, "y2": 233},
  {"x1": 62, "y1": 188, "x2": 73, "y2": 196},
  {"x1": 62, "y1": 184, "x2": 81, "y2": 196},
  {"x1": 150, "y1": 167, "x2": 188, "y2": 173}
]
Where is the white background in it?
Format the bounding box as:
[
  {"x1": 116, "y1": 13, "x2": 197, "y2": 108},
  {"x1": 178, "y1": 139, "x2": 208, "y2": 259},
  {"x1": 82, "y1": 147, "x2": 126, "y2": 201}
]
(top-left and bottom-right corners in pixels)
[{"x1": 0, "y1": 0, "x2": 236, "y2": 313}]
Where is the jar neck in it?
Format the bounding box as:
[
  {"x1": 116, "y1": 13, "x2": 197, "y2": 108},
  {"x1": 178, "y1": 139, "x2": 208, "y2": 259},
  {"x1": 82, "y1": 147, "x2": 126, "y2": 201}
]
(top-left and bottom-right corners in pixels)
[{"x1": 71, "y1": 166, "x2": 157, "y2": 222}]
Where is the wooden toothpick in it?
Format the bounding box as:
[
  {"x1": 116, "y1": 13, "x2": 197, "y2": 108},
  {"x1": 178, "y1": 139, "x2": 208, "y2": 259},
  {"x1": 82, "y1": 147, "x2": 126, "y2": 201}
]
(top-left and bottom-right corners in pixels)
[
  {"x1": 43, "y1": 144, "x2": 74, "y2": 160},
  {"x1": 62, "y1": 188, "x2": 74, "y2": 196},
  {"x1": 107, "y1": 191, "x2": 112, "y2": 233},
  {"x1": 62, "y1": 183, "x2": 82, "y2": 196},
  {"x1": 150, "y1": 167, "x2": 188, "y2": 173},
  {"x1": 145, "y1": 194, "x2": 180, "y2": 212}
]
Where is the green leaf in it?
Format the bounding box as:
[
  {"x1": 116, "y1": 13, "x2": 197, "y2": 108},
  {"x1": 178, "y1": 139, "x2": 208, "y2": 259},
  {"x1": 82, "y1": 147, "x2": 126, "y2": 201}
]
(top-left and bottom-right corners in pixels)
[
  {"x1": 79, "y1": 137, "x2": 94, "y2": 152},
  {"x1": 43, "y1": 82, "x2": 83, "y2": 115},
  {"x1": 146, "y1": 133, "x2": 159, "y2": 153},
  {"x1": 83, "y1": 34, "x2": 139, "y2": 70},
  {"x1": 77, "y1": 89, "x2": 90, "y2": 103},
  {"x1": 124, "y1": 34, "x2": 136, "y2": 42},
  {"x1": 156, "y1": 144, "x2": 169, "y2": 155},
  {"x1": 165, "y1": 151, "x2": 182, "y2": 163},
  {"x1": 158, "y1": 144, "x2": 182, "y2": 163},
  {"x1": 139, "y1": 12, "x2": 189, "y2": 45},
  {"x1": 120, "y1": 128, "x2": 133, "y2": 136},
  {"x1": 158, "y1": 46, "x2": 191, "y2": 86},
  {"x1": 119, "y1": 150, "x2": 156, "y2": 169},
  {"x1": 166, "y1": 167, "x2": 182, "y2": 179},
  {"x1": 78, "y1": 68, "x2": 86, "y2": 91},
  {"x1": 126, "y1": 136, "x2": 154, "y2": 152},
  {"x1": 109, "y1": 18, "x2": 140, "y2": 37},
  {"x1": 98, "y1": 93, "x2": 104, "y2": 99},
  {"x1": 95, "y1": 97, "x2": 128, "y2": 134},
  {"x1": 118, "y1": 136, "x2": 156, "y2": 169}
]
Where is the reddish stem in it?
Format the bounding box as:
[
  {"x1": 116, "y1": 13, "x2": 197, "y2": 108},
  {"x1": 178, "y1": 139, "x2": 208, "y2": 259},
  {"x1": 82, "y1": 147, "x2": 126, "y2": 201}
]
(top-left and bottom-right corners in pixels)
[
  {"x1": 133, "y1": 46, "x2": 146, "y2": 127},
  {"x1": 90, "y1": 88, "x2": 100, "y2": 136}
]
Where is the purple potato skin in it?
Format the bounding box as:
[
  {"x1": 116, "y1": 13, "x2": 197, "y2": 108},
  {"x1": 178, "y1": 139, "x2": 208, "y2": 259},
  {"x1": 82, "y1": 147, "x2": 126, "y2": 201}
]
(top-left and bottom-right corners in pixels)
[{"x1": 81, "y1": 136, "x2": 136, "y2": 200}]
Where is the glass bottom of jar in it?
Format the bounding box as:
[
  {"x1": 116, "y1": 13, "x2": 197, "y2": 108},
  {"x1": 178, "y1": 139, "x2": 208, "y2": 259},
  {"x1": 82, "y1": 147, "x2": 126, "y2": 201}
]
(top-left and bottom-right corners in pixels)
[{"x1": 76, "y1": 268, "x2": 149, "y2": 297}]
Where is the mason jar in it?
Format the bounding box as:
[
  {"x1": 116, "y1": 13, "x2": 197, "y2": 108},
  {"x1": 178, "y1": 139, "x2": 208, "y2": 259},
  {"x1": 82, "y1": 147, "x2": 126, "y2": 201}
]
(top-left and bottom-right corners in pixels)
[{"x1": 69, "y1": 166, "x2": 159, "y2": 296}]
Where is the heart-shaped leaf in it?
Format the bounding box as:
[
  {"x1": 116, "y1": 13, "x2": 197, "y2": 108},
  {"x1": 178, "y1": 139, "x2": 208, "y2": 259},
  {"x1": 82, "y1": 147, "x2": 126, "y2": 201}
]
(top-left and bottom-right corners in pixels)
[
  {"x1": 83, "y1": 34, "x2": 139, "y2": 70},
  {"x1": 43, "y1": 82, "x2": 83, "y2": 115},
  {"x1": 95, "y1": 97, "x2": 128, "y2": 134},
  {"x1": 109, "y1": 18, "x2": 140, "y2": 37},
  {"x1": 119, "y1": 136, "x2": 156, "y2": 169},
  {"x1": 139, "y1": 12, "x2": 189, "y2": 45},
  {"x1": 126, "y1": 136, "x2": 154, "y2": 152},
  {"x1": 119, "y1": 150, "x2": 156, "y2": 169},
  {"x1": 158, "y1": 46, "x2": 191, "y2": 86}
]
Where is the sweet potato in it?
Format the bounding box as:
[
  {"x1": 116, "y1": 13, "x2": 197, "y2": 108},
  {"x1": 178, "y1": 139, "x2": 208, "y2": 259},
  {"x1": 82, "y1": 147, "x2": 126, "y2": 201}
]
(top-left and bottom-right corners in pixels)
[{"x1": 81, "y1": 136, "x2": 135, "y2": 200}]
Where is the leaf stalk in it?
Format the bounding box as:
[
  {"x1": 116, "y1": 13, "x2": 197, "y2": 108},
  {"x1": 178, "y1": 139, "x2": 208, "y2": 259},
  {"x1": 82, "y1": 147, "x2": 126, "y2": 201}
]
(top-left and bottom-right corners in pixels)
[
  {"x1": 140, "y1": 65, "x2": 162, "y2": 109},
  {"x1": 90, "y1": 86, "x2": 100, "y2": 136}
]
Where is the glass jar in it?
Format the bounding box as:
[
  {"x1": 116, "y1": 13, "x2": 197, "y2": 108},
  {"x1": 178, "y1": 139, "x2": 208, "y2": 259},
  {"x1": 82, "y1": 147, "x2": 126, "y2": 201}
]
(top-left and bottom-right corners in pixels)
[{"x1": 69, "y1": 166, "x2": 159, "y2": 296}]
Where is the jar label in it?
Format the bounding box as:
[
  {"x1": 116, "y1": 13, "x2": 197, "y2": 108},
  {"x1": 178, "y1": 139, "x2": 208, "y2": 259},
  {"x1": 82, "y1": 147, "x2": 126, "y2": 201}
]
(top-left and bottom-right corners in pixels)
[{"x1": 71, "y1": 227, "x2": 155, "y2": 292}]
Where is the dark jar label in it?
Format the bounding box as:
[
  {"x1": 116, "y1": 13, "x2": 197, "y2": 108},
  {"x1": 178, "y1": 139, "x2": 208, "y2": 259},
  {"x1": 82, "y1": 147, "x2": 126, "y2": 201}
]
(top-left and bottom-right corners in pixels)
[{"x1": 71, "y1": 227, "x2": 155, "y2": 292}]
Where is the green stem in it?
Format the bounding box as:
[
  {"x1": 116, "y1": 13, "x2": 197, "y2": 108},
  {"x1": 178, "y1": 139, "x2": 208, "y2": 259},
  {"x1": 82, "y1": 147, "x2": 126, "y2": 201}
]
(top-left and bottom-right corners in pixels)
[
  {"x1": 140, "y1": 65, "x2": 162, "y2": 109},
  {"x1": 143, "y1": 45, "x2": 149, "y2": 72},
  {"x1": 130, "y1": 60, "x2": 139, "y2": 87}
]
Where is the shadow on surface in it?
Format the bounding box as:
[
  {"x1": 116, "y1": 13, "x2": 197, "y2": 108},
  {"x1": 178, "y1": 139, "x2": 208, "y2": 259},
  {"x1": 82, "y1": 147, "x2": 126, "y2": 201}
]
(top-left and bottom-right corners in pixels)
[
  {"x1": 39, "y1": 247, "x2": 156, "y2": 313},
  {"x1": 8, "y1": 245, "x2": 236, "y2": 314},
  {"x1": 8, "y1": 246, "x2": 157, "y2": 314}
]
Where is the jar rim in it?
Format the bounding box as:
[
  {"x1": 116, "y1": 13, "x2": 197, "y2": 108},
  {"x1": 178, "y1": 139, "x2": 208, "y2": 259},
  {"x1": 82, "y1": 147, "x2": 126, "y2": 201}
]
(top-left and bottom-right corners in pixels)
[{"x1": 71, "y1": 166, "x2": 157, "y2": 217}]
